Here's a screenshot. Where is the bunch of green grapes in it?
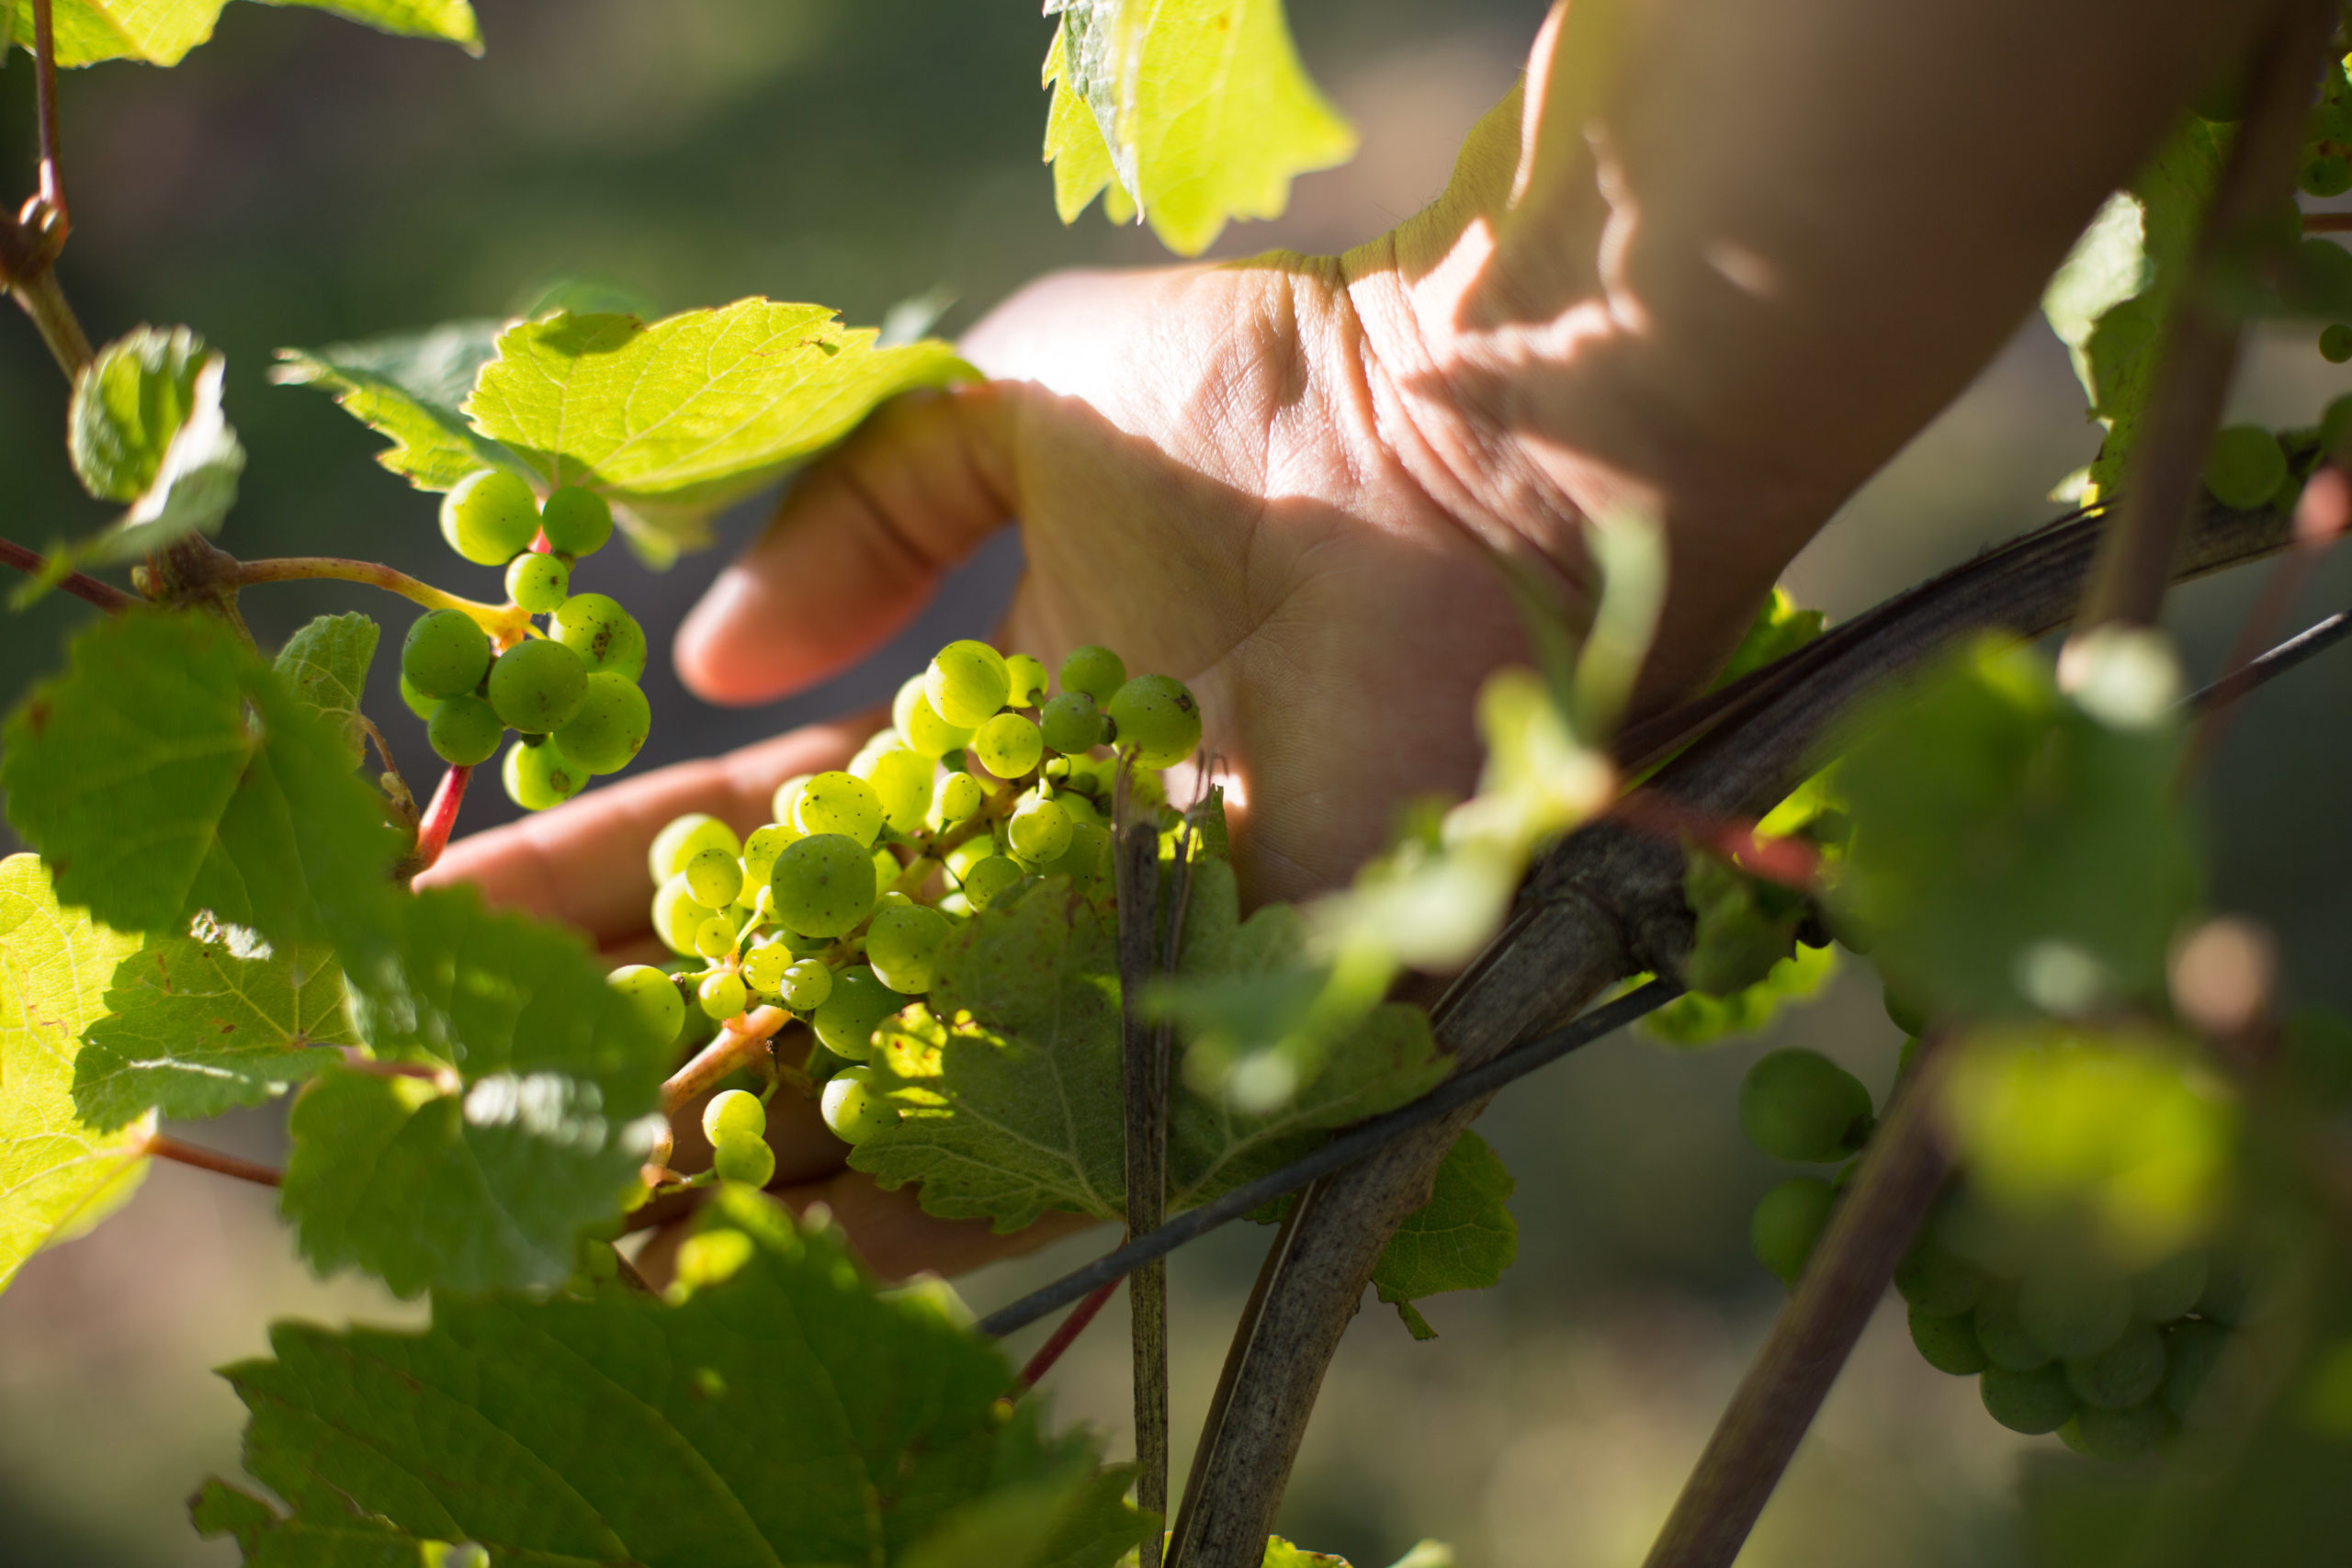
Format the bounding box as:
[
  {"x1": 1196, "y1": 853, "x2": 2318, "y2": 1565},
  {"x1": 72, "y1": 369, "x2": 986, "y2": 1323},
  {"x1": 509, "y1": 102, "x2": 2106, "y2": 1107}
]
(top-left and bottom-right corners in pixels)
[
  {"x1": 605, "y1": 637, "x2": 1202, "y2": 1151},
  {"x1": 397, "y1": 471, "x2": 652, "y2": 809}
]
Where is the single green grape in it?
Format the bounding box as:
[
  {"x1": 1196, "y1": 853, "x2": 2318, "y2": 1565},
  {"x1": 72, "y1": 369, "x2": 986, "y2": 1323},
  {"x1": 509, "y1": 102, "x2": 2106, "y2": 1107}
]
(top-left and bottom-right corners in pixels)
[
  {"x1": 1105, "y1": 674, "x2": 1203, "y2": 768},
  {"x1": 702, "y1": 1087, "x2": 765, "y2": 1145},
  {"x1": 873, "y1": 844, "x2": 906, "y2": 897},
  {"x1": 684, "y1": 845, "x2": 744, "y2": 909},
  {"x1": 553, "y1": 672, "x2": 650, "y2": 774},
  {"x1": 858, "y1": 745, "x2": 934, "y2": 835},
  {"x1": 399, "y1": 673, "x2": 442, "y2": 720},
  {"x1": 1737, "y1": 1048, "x2": 1874, "y2": 1163},
  {"x1": 503, "y1": 738, "x2": 586, "y2": 811},
  {"x1": 865, "y1": 903, "x2": 951, "y2": 995},
  {"x1": 1008, "y1": 793, "x2": 1073, "y2": 863},
  {"x1": 768, "y1": 833, "x2": 878, "y2": 939},
  {"x1": 820, "y1": 1066, "x2": 899, "y2": 1144},
  {"x1": 2161, "y1": 1320, "x2": 2231, "y2": 1419},
  {"x1": 550, "y1": 592, "x2": 648, "y2": 681},
  {"x1": 960, "y1": 853, "x2": 1025, "y2": 911},
  {"x1": 794, "y1": 771, "x2": 886, "y2": 846},
  {"x1": 811, "y1": 965, "x2": 908, "y2": 1060},
  {"x1": 1894, "y1": 1238, "x2": 1986, "y2": 1319},
  {"x1": 2324, "y1": 323, "x2": 2352, "y2": 364},
  {"x1": 649, "y1": 814, "x2": 741, "y2": 883},
  {"x1": 711, "y1": 1130, "x2": 776, "y2": 1187},
  {"x1": 1908, "y1": 1305, "x2": 1989, "y2": 1376},
  {"x1": 925, "y1": 639, "x2": 1012, "y2": 727},
  {"x1": 2203, "y1": 424, "x2": 2290, "y2": 511},
  {"x1": 426, "y1": 694, "x2": 504, "y2": 767},
  {"x1": 2324, "y1": 393, "x2": 2352, "y2": 457},
  {"x1": 2304, "y1": 152, "x2": 2352, "y2": 197},
  {"x1": 698, "y1": 969, "x2": 749, "y2": 1021},
  {"x1": 1039, "y1": 691, "x2": 1103, "y2": 755},
  {"x1": 2064, "y1": 1403, "x2": 2169, "y2": 1462},
  {"x1": 741, "y1": 940, "x2": 795, "y2": 995},
  {"x1": 487, "y1": 637, "x2": 589, "y2": 733},
  {"x1": 974, "y1": 713, "x2": 1046, "y2": 779},
  {"x1": 693, "y1": 914, "x2": 737, "y2": 960},
  {"x1": 741, "y1": 824, "x2": 797, "y2": 890},
  {"x1": 607, "y1": 964, "x2": 684, "y2": 1045},
  {"x1": 651, "y1": 872, "x2": 704, "y2": 955},
  {"x1": 1980, "y1": 1364, "x2": 2077, "y2": 1436},
  {"x1": 1973, "y1": 1287, "x2": 2052, "y2": 1372},
  {"x1": 1005, "y1": 652, "x2": 1049, "y2": 707},
  {"x1": 2065, "y1": 1322, "x2": 2166, "y2": 1411},
  {"x1": 930, "y1": 769, "x2": 983, "y2": 829},
  {"x1": 779, "y1": 958, "x2": 833, "y2": 1011},
  {"x1": 1042, "y1": 820, "x2": 1111, "y2": 885},
  {"x1": 1748, "y1": 1176, "x2": 1835, "y2": 1287},
  {"x1": 401, "y1": 609, "x2": 493, "y2": 701},
  {"x1": 2018, "y1": 1265, "x2": 2132, "y2": 1359},
  {"x1": 944, "y1": 835, "x2": 995, "y2": 884},
  {"x1": 2132, "y1": 1249, "x2": 2209, "y2": 1322},
  {"x1": 505, "y1": 551, "x2": 571, "y2": 614},
  {"x1": 440, "y1": 469, "x2": 541, "y2": 565},
  {"x1": 893, "y1": 674, "x2": 976, "y2": 758},
  {"x1": 539, "y1": 486, "x2": 614, "y2": 557},
  {"x1": 1059, "y1": 645, "x2": 1125, "y2": 705}
]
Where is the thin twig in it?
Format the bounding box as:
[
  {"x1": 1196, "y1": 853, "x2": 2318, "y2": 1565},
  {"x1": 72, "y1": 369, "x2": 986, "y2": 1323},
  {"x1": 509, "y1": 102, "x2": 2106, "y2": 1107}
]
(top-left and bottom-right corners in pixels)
[
  {"x1": 1640, "y1": 1040, "x2": 1951, "y2": 1568},
  {"x1": 142, "y1": 1133, "x2": 284, "y2": 1189},
  {"x1": 335, "y1": 1045, "x2": 458, "y2": 1089},
  {"x1": 0, "y1": 534, "x2": 133, "y2": 612},
  {"x1": 1114, "y1": 765, "x2": 1170, "y2": 1566},
  {"x1": 1019, "y1": 1275, "x2": 1126, "y2": 1388},
  {"x1": 2188, "y1": 604, "x2": 2352, "y2": 711},
  {"x1": 31, "y1": 0, "x2": 62, "y2": 221},
  {"x1": 406, "y1": 764, "x2": 472, "y2": 874},
  {"x1": 2305, "y1": 211, "x2": 2352, "y2": 232},
  {"x1": 660, "y1": 1008, "x2": 788, "y2": 1112},
  {"x1": 7, "y1": 255, "x2": 88, "y2": 376},
  {"x1": 2075, "y1": 4, "x2": 2332, "y2": 631}
]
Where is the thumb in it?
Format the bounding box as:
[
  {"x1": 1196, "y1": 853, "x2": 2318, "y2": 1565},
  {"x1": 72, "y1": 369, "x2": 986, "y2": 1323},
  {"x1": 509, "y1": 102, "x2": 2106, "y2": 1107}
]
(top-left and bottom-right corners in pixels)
[{"x1": 675, "y1": 381, "x2": 1018, "y2": 705}]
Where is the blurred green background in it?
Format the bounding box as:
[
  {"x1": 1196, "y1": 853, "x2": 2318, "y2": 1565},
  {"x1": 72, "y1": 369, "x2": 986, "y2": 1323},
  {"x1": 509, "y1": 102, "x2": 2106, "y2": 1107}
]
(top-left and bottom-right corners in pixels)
[{"x1": 4, "y1": 2, "x2": 2351, "y2": 1564}]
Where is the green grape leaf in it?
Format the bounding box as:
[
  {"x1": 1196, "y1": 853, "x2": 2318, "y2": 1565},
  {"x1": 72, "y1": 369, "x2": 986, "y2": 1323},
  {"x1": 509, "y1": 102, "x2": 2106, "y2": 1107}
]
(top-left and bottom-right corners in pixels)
[
  {"x1": 283, "y1": 884, "x2": 668, "y2": 1295},
  {"x1": 1043, "y1": 0, "x2": 1359, "y2": 256},
  {"x1": 73, "y1": 914, "x2": 356, "y2": 1133},
  {"x1": 0, "y1": 854, "x2": 148, "y2": 1297},
  {"x1": 69, "y1": 325, "x2": 209, "y2": 502},
  {"x1": 197, "y1": 1187, "x2": 1152, "y2": 1566},
  {"x1": 6, "y1": 0, "x2": 477, "y2": 66},
  {"x1": 853, "y1": 857, "x2": 1447, "y2": 1233},
  {"x1": 1833, "y1": 637, "x2": 2199, "y2": 1020},
  {"x1": 1368, "y1": 1129, "x2": 1516, "y2": 1338},
  {"x1": 0, "y1": 612, "x2": 405, "y2": 953},
  {"x1": 271, "y1": 612, "x2": 379, "y2": 771},
  {"x1": 463, "y1": 299, "x2": 972, "y2": 556},
  {"x1": 901, "y1": 1465, "x2": 1155, "y2": 1568},
  {"x1": 1642, "y1": 941, "x2": 1838, "y2": 1046},
  {"x1": 272, "y1": 319, "x2": 519, "y2": 491},
  {"x1": 1714, "y1": 586, "x2": 1826, "y2": 688}
]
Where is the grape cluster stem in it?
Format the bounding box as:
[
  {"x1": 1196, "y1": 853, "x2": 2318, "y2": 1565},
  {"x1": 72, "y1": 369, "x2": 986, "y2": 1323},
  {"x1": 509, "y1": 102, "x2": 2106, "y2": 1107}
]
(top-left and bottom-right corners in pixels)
[
  {"x1": 232, "y1": 557, "x2": 530, "y2": 640},
  {"x1": 403, "y1": 764, "x2": 473, "y2": 877},
  {"x1": 141, "y1": 1132, "x2": 284, "y2": 1189},
  {"x1": 1016, "y1": 1275, "x2": 1126, "y2": 1389}
]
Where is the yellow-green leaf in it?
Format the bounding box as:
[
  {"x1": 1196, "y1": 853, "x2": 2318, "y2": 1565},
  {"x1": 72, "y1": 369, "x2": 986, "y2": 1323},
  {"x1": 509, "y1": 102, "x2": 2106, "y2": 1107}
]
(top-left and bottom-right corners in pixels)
[
  {"x1": 0, "y1": 854, "x2": 148, "y2": 1297},
  {"x1": 7, "y1": 0, "x2": 478, "y2": 67}
]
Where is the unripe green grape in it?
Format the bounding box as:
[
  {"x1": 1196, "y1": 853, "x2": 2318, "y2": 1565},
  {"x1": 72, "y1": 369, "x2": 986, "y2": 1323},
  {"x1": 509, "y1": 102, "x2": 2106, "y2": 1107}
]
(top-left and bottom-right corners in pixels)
[
  {"x1": 553, "y1": 672, "x2": 650, "y2": 774},
  {"x1": 741, "y1": 940, "x2": 795, "y2": 995},
  {"x1": 1008, "y1": 793, "x2": 1073, "y2": 863},
  {"x1": 702, "y1": 1087, "x2": 765, "y2": 1145},
  {"x1": 550, "y1": 592, "x2": 648, "y2": 681},
  {"x1": 505, "y1": 551, "x2": 571, "y2": 614},
  {"x1": 930, "y1": 770, "x2": 983, "y2": 829},
  {"x1": 811, "y1": 965, "x2": 907, "y2": 1060},
  {"x1": 2202, "y1": 424, "x2": 2290, "y2": 511},
  {"x1": 769, "y1": 833, "x2": 877, "y2": 939},
  {"x1": 1908, "y1": 1305, "x2": 1989, "y2": 1376},
  {"x1": 401, "y1": 609, "x2": 493, "y2": 701},
  {"x1": 651, "y1": 871, "x2": 704, "y2": 955},
  {"x1": 2324, "y1": 393, "x2": 2352, "y2": 457},
  {"x1": 866, "y1": 903, "x2": 951, "y2": 995},
  {"x1": 1973, "y1": 1287, "x2": 2052, "y2": 1371},
  {"x1": 741, "y1": 824, "x2": 797, "y2": 890},
  {"x1": 539, "y1": 486, "x2": 614, "y2": 557},
  {"x1": 2066, "y1": 1321, "x2": 2166, "y2": 1410},
  {"x1": 944, "y1": 836, "x2": 995, "y2": 884},
  {"x1": 1980, "y1": 1364, "x2": 2077, "y2": 1435},
  {"x1": 820, "y1": 1066, "x2": 899, "y2": 1144},
  {"x1": 2018, "y1": 1265, "x2": 2132, "y2": 1359},
  {"x1": 925, "y1": 639, "x2": 1012, "y2": 727},
  {"x1": 441, "y1": 1546, "x2": 492, "y2": 1568},
  {"x1": 650, "y1": 813, "x2": 741, "y2": 883},
  {"x1": 1042, "y1": 820, "x2": 1111, "y2": 885},
  {"x1": 1748, "y1": 1176, "x2": 1835, "y2": 1287},
  {"x1": 440, "y1": 469, "x2": 541, "y2": 565},
  {"x1": 1059, "y1": 644, "x2": 1125, "y2": 705},
  {"x1": 1039, "y1": 691, "x2": 1104, "y2": 756},
  {"x1": 399, "y1": 673, "x2": 442, "y2": 720},
  {"x1": 487, "y1": 637, "x2": 589, "y2": 733},
  {"x1": 2064, "y1": 1403, "x2": 2168, "y2": 1461},
  {"x1": 1894, "y1": 1239, "x2": 1986, "y2": 1319},
  {"x1": 794, "y1": 771, "x2": 885, "y2": 846},
  {"x1": 2303, "y1": 152, "x2": 2352, "y2": 197},
  {"x1": 1882, "y1": 985, "x2": 1930, "y2": 1039},
  {"x1": 857, "y1": 745, "x2": 934, "y2": 834},
  {"x1": 2324, "y1": 323, "x2": 2352, "y2": 364},
  {"x1": 2132, "y1": 1249, "x2": 2208, "y2": 1322},
  {"x1": 503, "y1": 738, "x2": 586, "y2": 811},
  {"x1": 974, "y1": 713, "x2": 1046, "y2": 779},
  {"x1": 607, "y1": 964, "x2": 684, "y2": 1045},
  {"x1": 1737, "y1": 1048, "x2": 1874, "y2": 1163},
  {"x1": 893, "y1": 675, "x2": 976, "y2": 758},
  {"x1": 779, "y1": 959, "x2": 833, "y2": 1011},
  {"x1": 426, "y1": 694, "x2": 504, "y2": 767},
  {"x1": 873, "y1": 845, "x2": 906, "y2": 897},
  {"x1": 698, "y1": 969, "x2": 749, "y2": 1020},
  {"x1": 684, "y1": 845, "x2": 743, "y2": 909},
  {"x1": 1105, "y1": 674, "x2": 1202, "y2": 768},
  {"x1": 693, "y1": 914, "x2": 736, "y2": 960},
  {"x1": 960, "y1": 853, "x2": 1025, "y2": 911},
  {"x1": 770, "y1": 774, "x2": 814, "y2": 830},
  {"x1": 711, "y1": 1130, "x2": 776, "y2": 1186},
  {"x1": 2161, "y1": 1320, "x2": 2231, "y2": 1418},
  {"x1": 1005, "y1": 652, "x2": 1049, "y2": 706}
]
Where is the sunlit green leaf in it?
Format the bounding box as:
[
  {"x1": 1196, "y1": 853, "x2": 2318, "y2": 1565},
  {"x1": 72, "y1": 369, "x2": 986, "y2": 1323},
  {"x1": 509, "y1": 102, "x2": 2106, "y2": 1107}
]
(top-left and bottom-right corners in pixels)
[
  {"x1": 1643, "y1": 942, "x2": 1838, "y2": 1047},
  {"x1": 255, "y1": 0, "x2": 479, "y2": 54},
  {"x1": 272, "y1": 612, "x2": 379, "y2": 771},
  {"x1": 272, "y1": 319, "x2": 517, "y2": 491},
  {"x1": 1715, "y1": 586, "x2": 1826, "y2": 687},
  {"x1": 0, "y1": 854, "x2": 148, "y2": 1297},
  {"x1": 7, "y1": 0, "x2": 478, "y2": 67},
  {"x1": 70, "y1": 325, "x2": 209, "y2": 503}
]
